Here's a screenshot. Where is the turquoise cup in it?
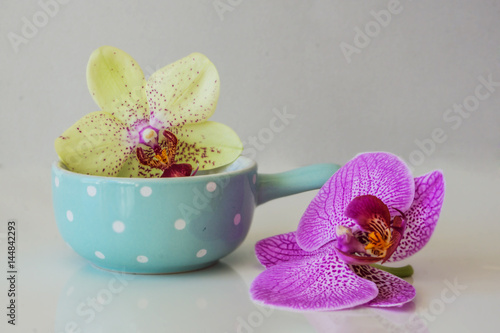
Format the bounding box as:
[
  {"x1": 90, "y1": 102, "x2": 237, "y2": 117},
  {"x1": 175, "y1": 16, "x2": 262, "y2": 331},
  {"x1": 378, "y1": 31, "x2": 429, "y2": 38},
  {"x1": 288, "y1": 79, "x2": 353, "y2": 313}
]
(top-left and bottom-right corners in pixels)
[{"x1": 52, "y1": 157, "x2": 340, "y2": 274}]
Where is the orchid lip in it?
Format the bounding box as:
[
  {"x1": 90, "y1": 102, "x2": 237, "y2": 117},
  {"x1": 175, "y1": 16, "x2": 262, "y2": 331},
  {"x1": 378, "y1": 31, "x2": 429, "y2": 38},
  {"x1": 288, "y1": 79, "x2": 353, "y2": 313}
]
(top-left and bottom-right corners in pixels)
[{"x1": 333, "y1": 195, "x2": 408, "y2": 265}]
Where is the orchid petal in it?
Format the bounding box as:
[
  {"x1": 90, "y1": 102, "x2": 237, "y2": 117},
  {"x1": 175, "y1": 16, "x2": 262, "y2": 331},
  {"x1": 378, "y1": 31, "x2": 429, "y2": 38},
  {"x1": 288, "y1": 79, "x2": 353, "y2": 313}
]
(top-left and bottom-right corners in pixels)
[
  {"x1": 87, "y1": 46, "x2": 149, "y2": 126},
  {"x1": 345, "y1": 195, "x2": 391, "y2": 231},
  {"x1": 334, "y1": 247, "x2": 382, "y2": 265},
  {"x1": 352, "y1": 265, "x2": 416, "y2": 307},
  {"x1": 297, "y1": 152, "x2": 415, "y2": 251},
  {"x1": 334, "y1": 226, "x2": 366, "y2": 254},
  {"x1": 161, "y1": 163, "x2": 193, "y2": 178},
  {"x1": 170, "y1": 121, "x2": 243, "y2": 170},
  {"x1": 55, "y1": 111, "x2": 132, "y2": 176},
  {"x1": 382, "y1": 216, "x2": 405, "y2": 263},
  {"x1": 250, "y1": 249, "x2": 378, "y2": 311},
  {"x1": 387, "y1": 170, "x2": 445, "y2": 262},
  {"x1": 147, "y1": 53, "x2": 219, "y2": 129},
  {"x1": 116, "y1": 153, "x2": 163, "y2": 178},
  {"x1": 255, "y1": 232, "x2": 326, "y2": 268}
]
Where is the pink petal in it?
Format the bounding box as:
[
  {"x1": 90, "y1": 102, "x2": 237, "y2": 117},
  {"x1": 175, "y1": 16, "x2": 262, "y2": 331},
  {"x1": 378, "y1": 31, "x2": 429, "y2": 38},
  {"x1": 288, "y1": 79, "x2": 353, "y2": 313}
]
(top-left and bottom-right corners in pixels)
[
  {"x1": 250, "y1": 248, "x2": 379, "y2": 311},
  {"x1": 345, "y1": 194, "x2": 391, "y2": 231},
  {"x1": 334, "y1": 247, "x2": 382, "y2": 265},
  {"x1": 352, "y1": 265, "x2": 416, "y2": 307},
  {"x1": 387, "y1": 170, "x2": 445, "y2": 262},
  {"x1": 297, "y1": 152, "x2": 415, "y2": 251},
  {"x1": 161, "y1": 163, "x2": 193, "y2": 177},
  {"x1": 255, "y1": 232, "x2": 326, "y2": 268},
  {"x1": 382, "y1": 215, "x2": 405, "y2": 263}
]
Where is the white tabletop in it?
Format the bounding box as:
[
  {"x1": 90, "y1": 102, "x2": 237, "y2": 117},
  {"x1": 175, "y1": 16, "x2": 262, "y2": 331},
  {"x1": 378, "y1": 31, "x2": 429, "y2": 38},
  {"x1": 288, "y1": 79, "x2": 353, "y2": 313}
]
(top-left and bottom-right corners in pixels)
[{"x1": 1, "y1": 159, "x2": 498, "y2": 333}]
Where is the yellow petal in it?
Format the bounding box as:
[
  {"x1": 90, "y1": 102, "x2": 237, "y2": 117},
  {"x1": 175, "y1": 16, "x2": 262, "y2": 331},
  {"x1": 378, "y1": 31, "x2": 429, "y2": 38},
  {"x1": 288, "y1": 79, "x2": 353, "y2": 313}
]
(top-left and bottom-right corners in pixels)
[
  {"x1": 87, "y1": 46, "x2": 149, "y2": 126},
  {"x1": 171, "y1": 121, "x2": 243, "y2": 170},
  {"x1": 147, "y1": 53, "x2": 220, "y2": 129},
  {"x1": 55, "y1": 111, "x2": 133, "y2": 176}
]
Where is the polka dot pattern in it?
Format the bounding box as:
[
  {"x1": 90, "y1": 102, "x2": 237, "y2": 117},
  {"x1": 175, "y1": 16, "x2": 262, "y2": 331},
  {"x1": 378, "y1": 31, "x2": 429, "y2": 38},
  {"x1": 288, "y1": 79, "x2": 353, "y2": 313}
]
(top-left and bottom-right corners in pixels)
[
  {"x1": 140, "y1": 186, "x2": 152, "y2": 197},
  {"x1": 55, "y1": 177, "x2": 60, "y2": 187},
  {"x1": 196, "y1": 249, "x2": 207, "y2": 258},
  {"x1": 234, "y1": 213, "x2": 241, "y2": 225},
  {"x1": 87, "y1": 186, "x2": 97, "y2": 197},
  {"x1": 137, "y1": 255, "x2": 149, "y2": 263},
  {"x1": 66, "y1": 210, "x2": 74, "y2": 222},
  {"x1": 206, "y1": 182, "x2": 217, "y2": 192},
  {"x1": 112, "y1": 221, "x2": 125, "y2": 233},
  {"x1": 175, "y1": 219, "x2": 186, "y2": 230},
  {"x1": 95, "y1": 251, "x2": 105, "y2": 259}
]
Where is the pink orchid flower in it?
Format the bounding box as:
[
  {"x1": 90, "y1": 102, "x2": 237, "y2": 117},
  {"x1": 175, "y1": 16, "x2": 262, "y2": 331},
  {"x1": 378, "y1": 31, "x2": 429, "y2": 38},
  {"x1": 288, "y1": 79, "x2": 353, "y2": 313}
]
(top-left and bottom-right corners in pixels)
[{"x1": 250, "y1": 152, "x2": 445, "y2": 311}]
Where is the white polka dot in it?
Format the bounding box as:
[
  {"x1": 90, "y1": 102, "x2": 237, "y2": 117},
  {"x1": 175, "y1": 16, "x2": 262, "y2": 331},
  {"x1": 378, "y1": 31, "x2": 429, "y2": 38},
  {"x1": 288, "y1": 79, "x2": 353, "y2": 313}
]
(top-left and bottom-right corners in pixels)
[
  {"x1": 66, "y1": 210, "x2": 74, "y2": 222},
  {"x1": 206, "y1": 182, "x2": 217, "y2": 192},
  {"x1": 252, "y1": 174, "x2": 257, "y2": 184},
  {"x1": 234, "y1": 213, "x2": 241, "y2": 225},
  {"x1": 55, "y1": 177, "x2": 60, "y2": 187},
  {"x1": 174, "y1": 219, "x2": 186, "y2": 230},
  {"x1": 87, "y1": 186, "x2": 97, "y2": 197},
  {"x1": 95, "y1": 251, "x2": 105, "y2": 259},
  {"x1": 112, "y1": 221, "x2": 125, "y2": 233},
  {"x1": 137, "y1": 255, "x2": 148, "y2": 263},
  {"x1": 137, "y1": 298, "x2": 149, "y2": 309},
  {"x1": 196, "y1": 249, "x2": 207, "y2": 258},
  {"x1": 140, "y1": 186, "x2": 152, "y2": 197}
]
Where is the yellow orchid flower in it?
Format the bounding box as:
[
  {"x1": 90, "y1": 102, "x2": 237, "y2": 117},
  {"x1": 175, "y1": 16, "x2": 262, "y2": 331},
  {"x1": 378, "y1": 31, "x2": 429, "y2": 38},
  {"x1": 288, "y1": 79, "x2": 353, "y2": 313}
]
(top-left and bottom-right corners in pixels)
[{"x1": 55, "y1": 46, "x2": 242, "y2": 177}]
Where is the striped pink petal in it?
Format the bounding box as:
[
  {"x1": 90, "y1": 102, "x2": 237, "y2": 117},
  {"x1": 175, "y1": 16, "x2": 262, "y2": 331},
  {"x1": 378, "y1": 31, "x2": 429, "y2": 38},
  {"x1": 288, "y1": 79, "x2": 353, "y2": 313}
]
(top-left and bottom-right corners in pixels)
[
  {"x1": 297, "y1": 152, "x2": 415, "y2": 251},
  {"x1": 250, "y1": 248, "x2": 378, "y2": 311},
  {"x1": 255, "y1": 232, "x2": 328, "y2": 268}
]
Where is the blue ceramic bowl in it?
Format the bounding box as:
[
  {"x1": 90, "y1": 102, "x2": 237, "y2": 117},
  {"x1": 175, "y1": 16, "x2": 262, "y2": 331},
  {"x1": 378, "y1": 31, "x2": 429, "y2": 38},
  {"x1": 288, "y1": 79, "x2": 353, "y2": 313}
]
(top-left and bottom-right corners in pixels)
[{"x1": 52, "y1": 157, "x2": 339, "y2": 274}]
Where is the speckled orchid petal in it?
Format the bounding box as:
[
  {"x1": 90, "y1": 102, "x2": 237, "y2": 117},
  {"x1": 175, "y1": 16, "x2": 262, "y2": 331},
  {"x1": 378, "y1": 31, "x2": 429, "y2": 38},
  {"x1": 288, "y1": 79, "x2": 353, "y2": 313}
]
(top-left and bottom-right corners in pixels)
[
  {"x1": 55, "y1": 111, "x2": 133, "y2": 176},
  {"x1": 255, "y1": 232, "x2": 327, "y2": 268},
  {"x1": 297, "y1": 152, "x2": 415, "y2": 251},
  {"x1": 345, "y1": 195, "x2": 391, "y2": 232},
  {"x1": 387, "y1": 170, "x2": 445, "y2": 262},
  {"x1": 352, "y1": 265, "x2": 416, "y2": 307},
  {"x1": 250, "y1": 248, "x2": 379, "y2": 311},
  {"x1": 170, "y1": 121, "x2": 243, "y2": 171},
  {"x1": 87, "y1": 46, "x2": 149, "y2": 126},
  {"x1": 147, "y1": 52, "x2": 220, "y2": 129},
  {"x1": 116, "y1": 153, "x2": 163, "y2": 178}
]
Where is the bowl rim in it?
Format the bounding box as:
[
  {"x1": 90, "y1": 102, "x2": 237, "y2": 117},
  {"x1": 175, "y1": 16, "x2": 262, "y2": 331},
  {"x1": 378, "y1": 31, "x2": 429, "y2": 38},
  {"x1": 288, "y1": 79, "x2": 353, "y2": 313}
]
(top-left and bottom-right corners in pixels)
[{"x1": 52, "y1": 156, "x2": 257, "y2": 183}]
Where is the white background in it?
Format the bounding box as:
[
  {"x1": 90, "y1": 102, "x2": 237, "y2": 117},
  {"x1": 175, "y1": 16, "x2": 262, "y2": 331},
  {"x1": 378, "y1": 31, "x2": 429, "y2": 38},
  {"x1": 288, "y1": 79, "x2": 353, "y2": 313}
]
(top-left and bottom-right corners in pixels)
[{"x1": 1, "y1": 1, "x2": 499, "y2": 332}]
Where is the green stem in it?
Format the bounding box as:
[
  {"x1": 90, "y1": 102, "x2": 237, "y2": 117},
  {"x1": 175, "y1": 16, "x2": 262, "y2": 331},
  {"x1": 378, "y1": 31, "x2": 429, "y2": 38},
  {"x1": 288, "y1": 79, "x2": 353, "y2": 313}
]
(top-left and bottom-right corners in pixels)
[{"x1": 370, "y1": 264, "x2": 414, "y2": 278}]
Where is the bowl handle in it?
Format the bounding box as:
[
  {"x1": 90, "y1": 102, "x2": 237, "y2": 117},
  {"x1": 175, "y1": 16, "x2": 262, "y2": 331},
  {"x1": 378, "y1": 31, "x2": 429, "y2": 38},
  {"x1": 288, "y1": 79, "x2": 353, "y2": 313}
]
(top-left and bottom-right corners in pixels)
[{"x1": 256, "y1": 163, "x2": 341, "y2": 206}]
